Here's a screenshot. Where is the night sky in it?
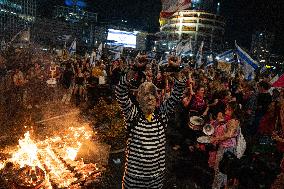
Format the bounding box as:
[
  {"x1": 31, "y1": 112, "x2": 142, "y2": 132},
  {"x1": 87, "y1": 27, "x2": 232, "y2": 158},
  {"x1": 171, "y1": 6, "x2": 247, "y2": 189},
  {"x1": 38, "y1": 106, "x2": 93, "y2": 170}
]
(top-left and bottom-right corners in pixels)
[{"x1": 38, "y1": 0, "x2": 284, "y2": 55}]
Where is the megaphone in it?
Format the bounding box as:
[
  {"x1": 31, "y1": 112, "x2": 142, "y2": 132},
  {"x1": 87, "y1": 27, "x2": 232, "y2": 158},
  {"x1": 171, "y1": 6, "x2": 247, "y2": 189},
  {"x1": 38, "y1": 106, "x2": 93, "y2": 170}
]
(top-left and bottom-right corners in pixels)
[{"x1": 203, "y1": 124, "x2": 214, "y2": 136}]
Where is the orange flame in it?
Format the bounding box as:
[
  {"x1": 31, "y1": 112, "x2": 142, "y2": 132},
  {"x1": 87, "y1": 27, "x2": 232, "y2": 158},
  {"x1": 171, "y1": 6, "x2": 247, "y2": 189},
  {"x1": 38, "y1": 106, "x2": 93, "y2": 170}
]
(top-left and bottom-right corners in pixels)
[{"x1": 0, "y1": 126, "x2": 99, "y2": 188}]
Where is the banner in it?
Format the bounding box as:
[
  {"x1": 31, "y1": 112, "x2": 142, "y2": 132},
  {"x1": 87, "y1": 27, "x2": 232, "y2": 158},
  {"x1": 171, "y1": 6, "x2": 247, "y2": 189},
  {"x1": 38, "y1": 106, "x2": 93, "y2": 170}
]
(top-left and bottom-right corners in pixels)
[
  {"x1": 160, "y1": 0, "x2": 191, "y2": 18},
  {"x1": 218, "y1": 61, "x2": 231, "y2": 73}
]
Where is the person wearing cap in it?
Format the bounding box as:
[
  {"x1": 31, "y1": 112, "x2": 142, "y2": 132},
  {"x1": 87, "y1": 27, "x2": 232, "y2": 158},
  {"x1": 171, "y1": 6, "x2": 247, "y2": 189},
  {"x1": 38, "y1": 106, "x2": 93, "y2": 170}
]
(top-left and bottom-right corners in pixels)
[{"x1": 115, "y1": 68, "x2": 188, "y2": 189}]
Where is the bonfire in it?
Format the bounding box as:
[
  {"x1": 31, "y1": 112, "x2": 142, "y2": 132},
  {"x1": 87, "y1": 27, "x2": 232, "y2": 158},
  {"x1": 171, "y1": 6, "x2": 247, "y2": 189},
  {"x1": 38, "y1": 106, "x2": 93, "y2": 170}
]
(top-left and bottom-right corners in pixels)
[{"x1": 0, "y1": 126, "x2": 105, "y2": 188}]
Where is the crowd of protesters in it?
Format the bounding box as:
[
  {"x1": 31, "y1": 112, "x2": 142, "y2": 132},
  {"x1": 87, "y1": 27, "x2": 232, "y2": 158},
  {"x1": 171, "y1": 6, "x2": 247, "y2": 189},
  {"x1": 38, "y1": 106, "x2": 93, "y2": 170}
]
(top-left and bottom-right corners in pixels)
[{"x1": 1, "y1": 46, "x2": 284, "y2": 188}]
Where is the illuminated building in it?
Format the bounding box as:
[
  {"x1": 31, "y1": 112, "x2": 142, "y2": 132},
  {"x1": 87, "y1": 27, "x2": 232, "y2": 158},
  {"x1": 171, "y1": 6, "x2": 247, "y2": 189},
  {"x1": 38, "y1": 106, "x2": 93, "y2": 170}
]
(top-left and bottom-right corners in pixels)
[
  {"x1": 31, "y1": 0, "x2": 98, "y2": 52},
  {"x1": 157, "y1": 10, "x2": 225, "y2": 53},
  {"x1": 0, "y1": 0, "x2": 36, "y2": 40},
  {"x1": 51, "y1": 1, "x2": 97, "y2": 50},
  {"x1": 54, "y1": 0, "x2": 97, "y2": 24},
  {"x1": 251, "y1": 31, "x2": 274, "y2": 66},
  {"x1": 156, "y1": 0, "x2": 225, "y2": 54},
  {"x1": 269, "y1": 54, "x2": 284, "y2": 74}
]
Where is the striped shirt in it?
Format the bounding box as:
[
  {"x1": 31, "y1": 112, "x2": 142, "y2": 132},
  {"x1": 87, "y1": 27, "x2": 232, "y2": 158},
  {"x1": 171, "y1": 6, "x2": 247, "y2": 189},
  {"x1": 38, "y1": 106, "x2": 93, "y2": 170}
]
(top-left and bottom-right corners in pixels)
[{"x1": 115, "y1": 75, "x2": 186, "y2": 178}]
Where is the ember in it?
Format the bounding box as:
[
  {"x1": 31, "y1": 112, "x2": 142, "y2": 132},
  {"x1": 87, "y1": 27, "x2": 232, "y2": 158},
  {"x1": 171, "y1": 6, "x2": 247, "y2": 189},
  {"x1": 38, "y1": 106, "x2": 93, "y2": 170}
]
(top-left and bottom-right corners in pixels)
[{"x1": 0, "y1": 126, "x2": 104, "y2": 188}]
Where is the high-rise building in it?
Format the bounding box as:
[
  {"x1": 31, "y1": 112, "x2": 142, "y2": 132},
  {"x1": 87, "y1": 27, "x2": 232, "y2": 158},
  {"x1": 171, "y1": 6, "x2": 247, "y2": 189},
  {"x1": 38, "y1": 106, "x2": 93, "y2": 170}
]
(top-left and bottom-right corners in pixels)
[
  {"x1": 31, "y1": 0, "x2": 98, "y2": 52},
  {"x1": 0, "y1": 0, "x2": 36, "y2": 40},
  {"x1": 53, "y1": 4, "x2": 97, "y2": 24},
  {"x1": 52, "y1": 1, "x2": 97, "y2": 51},
  {"x1": 251, "y1": 31, "x2": 274, "y2": 66},
  {"x1": 157, "y1": 4, "x2": 225, "y2": 54}
]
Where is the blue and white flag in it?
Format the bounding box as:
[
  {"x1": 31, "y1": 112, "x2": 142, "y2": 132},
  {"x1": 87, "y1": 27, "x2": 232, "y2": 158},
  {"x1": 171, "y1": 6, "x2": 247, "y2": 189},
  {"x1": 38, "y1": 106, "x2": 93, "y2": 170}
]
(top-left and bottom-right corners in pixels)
[
  {"x1": 57, "y1": 35, "x2": 71, "y2": 42},
  {"x1": 235, "y1": 42, "x2": 259, "y2": 69},
  {"x1": 147, "y1": 51, "x2": 156, "y2": 59},
  {"x1": 175, "y1": 40, "x2": 184, "y2": 56},
  {"x1": 96, "y1": 43, "x2": 103, "y2": 60},
  {"x1": 90, "y1": 50, "x2": 96, "y2": 65},
  {"x1": 216, "y1": 49, "x2": 235, "y2": 63},
  {"x1": 196, "y1": 41, "x2": 204, "y2": 68},
  {"x1": 235, "y1": 42, "x2": 259, "y2": 80},
  {"x1": 158, "y1": 56, "x2": 168, "y2": 65},
  {"x1": 110, "y1": 46, "x2": 123, "y2": 60},
  {"x1": 182, "y1": 38, "x2": 193, "y2": 56},
  {"x1": 68, "y1": 39, "x2": 76, "y2": 55},
  {"x1": 176, "y1": 38, "x2": 193, "y2": 56},
  {"x1": 109, "y1": 45, "x2": 123, "y2": 54},
  {"x1": 206, "y1": 54, "x2": 214, "y2": 67}
]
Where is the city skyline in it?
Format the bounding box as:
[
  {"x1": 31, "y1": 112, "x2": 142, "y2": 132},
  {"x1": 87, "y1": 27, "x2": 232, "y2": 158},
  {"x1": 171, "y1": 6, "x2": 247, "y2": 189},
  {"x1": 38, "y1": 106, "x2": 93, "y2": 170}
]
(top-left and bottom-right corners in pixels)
[{"x1": 29, "y1": 0, "x2": 284, "y2": 55}]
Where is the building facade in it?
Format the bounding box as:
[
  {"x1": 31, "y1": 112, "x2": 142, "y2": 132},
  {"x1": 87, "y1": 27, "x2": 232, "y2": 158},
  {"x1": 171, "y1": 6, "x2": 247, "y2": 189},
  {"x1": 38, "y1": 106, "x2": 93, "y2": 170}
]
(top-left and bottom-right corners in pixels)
[
  {"x1": 53, "y1": 5, "x2": 97, "y2": 51},
  {"x1": 0, "y1": 0, "x2": 36, "y2": 40},
  {"x1": 157, "y1": 10, "x2": 225, "y2": 53},
  {"x1": 31, "y1": 2, "x2": 98, "y2": 53},
  {"x1": 53, "y1": 5, "x2": 97, "y2": 24}
]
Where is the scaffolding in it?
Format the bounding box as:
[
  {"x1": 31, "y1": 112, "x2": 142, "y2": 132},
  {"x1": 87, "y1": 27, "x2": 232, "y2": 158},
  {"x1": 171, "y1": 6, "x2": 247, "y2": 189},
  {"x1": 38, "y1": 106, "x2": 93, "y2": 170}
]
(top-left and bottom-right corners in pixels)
[{"x1": 0, "y1": 0, "x2": 36, "y2": 41}]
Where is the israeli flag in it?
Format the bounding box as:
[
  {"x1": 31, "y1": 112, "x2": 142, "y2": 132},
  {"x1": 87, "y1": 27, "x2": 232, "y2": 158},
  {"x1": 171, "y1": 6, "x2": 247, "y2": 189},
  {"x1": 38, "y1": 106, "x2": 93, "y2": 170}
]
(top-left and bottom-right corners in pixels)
[
  {"x1": 196, "y1": 41, "x2": 204, "y2": 68},
  {"x1": 235, "y1": 42, "x2": 259, "y2": 80},
  {"x1": 216, "y1": 49, "x2": 235, "y2": 63},
  {"x1": 109, "y1": 45, "x2": 123, "y2": 54},
  {"x1": 57, "y1": 35, "x2": 71, "y2": 41},
  {"x1": 235, "y1": 42, "x2": 259, "y2": 69},
  {"x1": 96, "y1": 43, "x2": 103, "y2": 60},
  {"x1": 182, "y1": 39, "x2": 193, "y2": 56},
  {"x1": 176, "y1": 38, "x2": 193, "y2": 56},
  {"x1": 68, "y1": 39, "x2": 76, "y2": 55},
  {"x1": 110, "y1": 46, "x2": 123, "y2": 60},
  {"x1": 176, "y1": 40, "x2": 184, "y2": 56},
  {"x1": 206, "y1": 54, "x2": 214, "y2": 67}
]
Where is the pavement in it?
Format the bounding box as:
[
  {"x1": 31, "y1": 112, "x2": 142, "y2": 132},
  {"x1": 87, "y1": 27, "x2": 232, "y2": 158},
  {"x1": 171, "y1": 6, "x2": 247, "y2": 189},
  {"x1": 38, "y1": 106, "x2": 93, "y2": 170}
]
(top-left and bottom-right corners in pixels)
[{"x1": 98, "y1": 140, "x2": 214, "y2": 189}]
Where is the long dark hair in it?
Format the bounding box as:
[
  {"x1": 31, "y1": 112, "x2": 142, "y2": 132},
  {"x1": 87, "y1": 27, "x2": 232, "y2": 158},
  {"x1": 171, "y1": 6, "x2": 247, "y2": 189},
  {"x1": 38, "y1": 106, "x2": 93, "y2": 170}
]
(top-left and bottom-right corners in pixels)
[{"x1": 227, "y1": 101, "x2": 243, "y2": 123}]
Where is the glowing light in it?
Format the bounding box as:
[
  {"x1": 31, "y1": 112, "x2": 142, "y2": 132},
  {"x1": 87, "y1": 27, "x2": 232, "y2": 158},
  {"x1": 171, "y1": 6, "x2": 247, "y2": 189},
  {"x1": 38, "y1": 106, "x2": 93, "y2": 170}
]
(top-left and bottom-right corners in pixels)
[
  {"x1": 66, "y1": 147, "x2": 79, "y2": 160},
  {"x1": 0, "y1": 162, "x2": 4, "y2": 169},
  {"x1": 11, "y1": 131, "x2": 39, "y2": 168},
  {"x1": 65, "y1": 0, "x2": 86, "y2": 7},
  {"x1": 1, "y1": 126, "x2": 99, "y2": 188}
]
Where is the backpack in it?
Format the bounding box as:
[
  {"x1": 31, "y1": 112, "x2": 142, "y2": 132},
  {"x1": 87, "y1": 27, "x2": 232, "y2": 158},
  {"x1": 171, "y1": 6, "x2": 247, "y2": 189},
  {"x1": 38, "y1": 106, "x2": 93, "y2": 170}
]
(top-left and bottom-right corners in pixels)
[{"x1": 236, "y1": 128, "x2": 246, "y2": 159}]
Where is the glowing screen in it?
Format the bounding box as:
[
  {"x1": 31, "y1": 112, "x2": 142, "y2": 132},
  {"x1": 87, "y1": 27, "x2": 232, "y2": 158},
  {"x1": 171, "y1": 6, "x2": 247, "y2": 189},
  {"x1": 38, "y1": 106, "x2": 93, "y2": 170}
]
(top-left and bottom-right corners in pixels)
[{"x1": 107, "y1": 29, "x2": 138, "y2": 48}]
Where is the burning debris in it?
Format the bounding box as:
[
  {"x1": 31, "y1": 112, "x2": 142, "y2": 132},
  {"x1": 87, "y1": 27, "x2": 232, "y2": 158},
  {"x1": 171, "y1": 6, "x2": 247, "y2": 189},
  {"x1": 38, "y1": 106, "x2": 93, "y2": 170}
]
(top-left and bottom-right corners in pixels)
[{"x1": 0, "y1": 126, "x2": 106, "y2": 188}]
